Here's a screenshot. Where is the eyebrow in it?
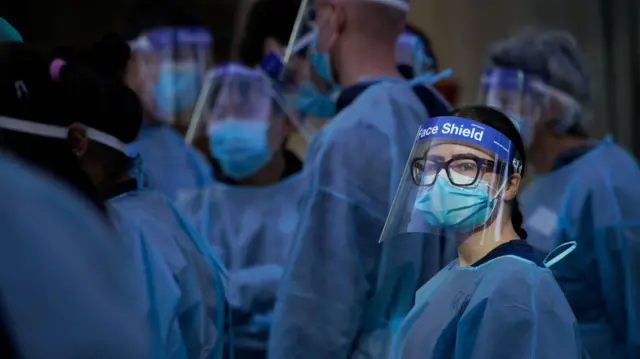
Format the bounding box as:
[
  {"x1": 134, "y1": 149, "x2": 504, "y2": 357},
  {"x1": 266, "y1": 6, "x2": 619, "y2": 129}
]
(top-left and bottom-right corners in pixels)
[{"x1": 424, "y1": 153, "x2": 492, "y2": 162}]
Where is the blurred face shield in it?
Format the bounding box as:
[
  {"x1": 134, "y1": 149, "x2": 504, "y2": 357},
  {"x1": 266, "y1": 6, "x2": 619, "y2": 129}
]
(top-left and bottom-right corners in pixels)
[
  {"x1": 480, "y1": 67, "x2": 585, "y2": 147},
  {"x1": 396, "y1": 31, "x2": 434, "y2": 78},
  {"x1": 480, "y1": 67, "x2": 541, "y2": 148},
  {"x1": 258, "y1": 0, "x2": 337, "y2": 130},
  {"x1": 129, "y1": 27, "x2": 213, "y2": 127},
  {"x1": 185, "y1": 63, "x2": 302, "y2": 179},
  {"x1": 379, "y1": 116, "x2": 523, "y2": 245}
]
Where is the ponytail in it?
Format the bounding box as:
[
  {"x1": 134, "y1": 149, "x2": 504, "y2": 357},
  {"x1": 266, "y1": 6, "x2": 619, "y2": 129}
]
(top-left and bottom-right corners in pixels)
[{"x1": 511, "y1": 197, "x2": 528, "y2": 239}]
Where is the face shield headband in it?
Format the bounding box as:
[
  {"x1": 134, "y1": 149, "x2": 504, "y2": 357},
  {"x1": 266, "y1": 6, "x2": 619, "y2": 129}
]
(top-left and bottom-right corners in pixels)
[{"x1": 416, "y1": 116, "x2": 523, "y2": 174}]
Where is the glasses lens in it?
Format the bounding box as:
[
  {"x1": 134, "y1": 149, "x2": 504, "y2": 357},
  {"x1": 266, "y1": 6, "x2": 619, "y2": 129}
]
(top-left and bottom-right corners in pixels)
[
  {"x1": 412, "y1": 158, "x2": 442, "y2": 186},
  {"x1": 448, "y1": 159, "x2": 479, "y2": 186}
]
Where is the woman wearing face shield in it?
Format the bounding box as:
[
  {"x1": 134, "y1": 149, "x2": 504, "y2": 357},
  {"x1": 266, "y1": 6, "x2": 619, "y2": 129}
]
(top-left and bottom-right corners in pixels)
[
  {"x1": 177, "y1": 63, "x2": 307, "y2": 359},
  {"x1": 381, "y1": 106, "x2": 586, "y2": 359}
]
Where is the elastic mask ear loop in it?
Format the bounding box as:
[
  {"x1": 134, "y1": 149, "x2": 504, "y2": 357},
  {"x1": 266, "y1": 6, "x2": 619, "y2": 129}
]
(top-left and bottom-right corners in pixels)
[{"x1": 544, "y1": 241, "x2": 577, "y2": 267}]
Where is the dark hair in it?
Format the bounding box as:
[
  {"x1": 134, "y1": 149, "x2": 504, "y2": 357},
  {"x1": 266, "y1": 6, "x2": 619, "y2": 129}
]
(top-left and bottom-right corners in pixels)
[
  {"x1": 451, "y1": 105, "x2": 528, "y2": 239},
  {"x1": 72, "y1": 33, "x2": 143, "y2": 180},
  {"x1": 120, "y1": 0, "x2": 200, "y2": 41},
  {"x1": 238, "y1": 0, "x2": 301, "y2": 66},
  {"x1": 0, "y1": 43, "x2": 106, "y2": 212}
]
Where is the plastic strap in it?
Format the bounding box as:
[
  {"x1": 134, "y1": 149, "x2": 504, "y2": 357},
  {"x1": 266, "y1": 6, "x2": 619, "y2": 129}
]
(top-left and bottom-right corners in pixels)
[
  {"x1": 0, "y1": 116, "x2": 127, "y2": 153},
  {"x1": 543, "y1": 241, "x2": 577, "y2": 268}
]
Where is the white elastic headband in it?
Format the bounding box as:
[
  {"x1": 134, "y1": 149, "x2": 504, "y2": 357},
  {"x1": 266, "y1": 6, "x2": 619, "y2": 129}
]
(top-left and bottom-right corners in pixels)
[
  {"x1": 0, "y1": 116, "x2": 127, "y2": 153},
  {"x1": 128, "y1": 35, "x2": 153, "y2": 51},
  {"x1": 367, "y1": 0, "x2": 410, "y2": 12}
]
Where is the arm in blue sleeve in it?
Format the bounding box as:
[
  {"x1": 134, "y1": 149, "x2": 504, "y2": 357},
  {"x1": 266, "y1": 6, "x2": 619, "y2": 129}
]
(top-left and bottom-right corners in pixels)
[
  {"x1": 268, "y1": 126, "x2": 390, "y2": 359},
  {"x1": 589, "y1": 176, "x2": 640, "y2": 357}
]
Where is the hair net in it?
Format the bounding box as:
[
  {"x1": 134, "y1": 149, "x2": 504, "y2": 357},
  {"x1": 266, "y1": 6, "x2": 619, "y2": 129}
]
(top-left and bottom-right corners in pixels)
[
  {"x1": 487, "y1": 28, "x2": 591, "y2": 133},
  {"x1": 488, "y1": 28, "x2": 590, "y2": 104}
]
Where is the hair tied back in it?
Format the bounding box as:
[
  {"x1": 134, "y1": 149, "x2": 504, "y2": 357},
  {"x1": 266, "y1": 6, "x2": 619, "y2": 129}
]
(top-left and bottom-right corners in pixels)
[{"x1": 49, "y1": 59, "x2": 67, "y2": 81}]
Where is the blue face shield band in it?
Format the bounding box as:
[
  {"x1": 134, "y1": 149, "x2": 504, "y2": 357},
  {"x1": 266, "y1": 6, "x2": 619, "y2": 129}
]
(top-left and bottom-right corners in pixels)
[{"x1": 410, "y1": 116, "x2": 522, "y2": 231}]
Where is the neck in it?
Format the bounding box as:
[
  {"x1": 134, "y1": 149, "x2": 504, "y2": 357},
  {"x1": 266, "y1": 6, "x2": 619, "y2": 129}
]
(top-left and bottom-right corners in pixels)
[
  {"x1": 236, "y1": 148, "x2": 286, "y2": 187},
  {"x1": 532, "y1": 134, "x2": 591, "y2": 174},
  {"x1": 456, "y1": 219, "x2": 519, "y2": 267},
  {"x1": 334, "y1": 34, "x2": 402, "y2": 88}
]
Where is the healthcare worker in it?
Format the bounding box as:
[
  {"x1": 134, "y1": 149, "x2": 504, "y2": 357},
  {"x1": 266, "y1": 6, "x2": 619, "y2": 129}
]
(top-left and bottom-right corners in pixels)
[
  {"x1": 125, "y1": 16, "x2": 214, "y2": 200},
  {"x1": 482, "y1": 28, "x2": 640, "y2": 359},
  {"x1": 382, "y1": 105, "x2": 586, "y2": 359},
  {"x1": 177, "y1": 63, "x2": 307, "y2": 359},
  {"x1": 0, "y1": 42, "x2": 154, "y2": 358},
  {"x1": 240, "y1": 0, "x2": 338, "y2": 146},
  {"x1": 73, "y1": 35, "x2": 227, "y2": 359},
  {"x1": 268, "y1": 0, "x2": 453, "y2": 358},
  {"x1": 0, "y1": 40, "x2": 226, "y2": 358}
]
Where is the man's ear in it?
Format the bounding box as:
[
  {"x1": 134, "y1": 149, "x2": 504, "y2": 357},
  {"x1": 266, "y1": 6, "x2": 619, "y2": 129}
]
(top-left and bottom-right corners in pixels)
[
  {"x1": 67, "y1": 123, "x2": 89, "y2": 158},
  {"x1": 263, "y1": 37, "x2": 284, "y2": 58}
]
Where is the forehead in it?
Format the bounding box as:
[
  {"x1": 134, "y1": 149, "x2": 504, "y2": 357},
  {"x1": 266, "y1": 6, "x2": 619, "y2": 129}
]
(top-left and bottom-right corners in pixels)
[{"x1": 425, "y1": 143, "x2": 493, "y2": 160}]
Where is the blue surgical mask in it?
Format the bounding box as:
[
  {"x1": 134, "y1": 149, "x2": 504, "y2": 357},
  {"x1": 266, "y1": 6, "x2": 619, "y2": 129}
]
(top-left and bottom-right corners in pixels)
[
  {"x1": 310, "y1": 27, "x2": 335, "y2": 85},
  {"x1": 208, "y1": 119, "x2": 271, "y2": 179},
  {"x1": 154, "y1": 63, "x2": 200, "y2": 119},
  {"x1": 296, "y1": 81, "x2": 337, "y2": 118},
  {"x1": 413, "y1": 172, "x2": 497, "y2": 230}
]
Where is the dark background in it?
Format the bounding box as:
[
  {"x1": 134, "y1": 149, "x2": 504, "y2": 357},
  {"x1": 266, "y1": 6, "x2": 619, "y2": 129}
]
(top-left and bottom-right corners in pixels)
[{"x1": 0, "y1": 0, "x2": 239, "y2": 60}]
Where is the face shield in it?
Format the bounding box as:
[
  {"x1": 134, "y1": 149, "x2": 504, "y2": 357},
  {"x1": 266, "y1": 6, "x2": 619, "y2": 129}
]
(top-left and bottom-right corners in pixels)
[
  {"x1": 129, "y1": 27, "x2": 213, "y2": 127},
  {"x1": 185, "y1": 63, "x2": 303, "y2": 179},
  {"x1": 479, "y1": 67, "x2": 541, "y2": 147},
  {"x1": 379, "y1": 116, "x2": 524, "y2": 245},
  {"x1": 258, "y1": 0, "x2": 338, "y2": 127}
]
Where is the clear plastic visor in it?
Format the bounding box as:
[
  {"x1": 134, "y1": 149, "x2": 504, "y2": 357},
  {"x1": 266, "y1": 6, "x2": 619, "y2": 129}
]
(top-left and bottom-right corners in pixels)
[
  {"x1": 129, "y1": 27, "x2": 213, "y2": 126},
  {"x1": 185, "y1": 63, "x2": 305, "y2": 146},
  {"x1": 479, "y1": 67, "x2": 542, "y2": 143},
  {"x1": 379, "y1": 116, "x2": 523, "y2": 245}
]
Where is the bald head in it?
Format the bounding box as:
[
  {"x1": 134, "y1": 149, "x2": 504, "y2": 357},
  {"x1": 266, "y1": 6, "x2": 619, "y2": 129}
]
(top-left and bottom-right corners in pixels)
[
  {"x1": 315, "y1": 0, "x2": 407, "y2": 86},
  {"x1": 342, "y1": 0, "x2": 405, "y2": 43}
]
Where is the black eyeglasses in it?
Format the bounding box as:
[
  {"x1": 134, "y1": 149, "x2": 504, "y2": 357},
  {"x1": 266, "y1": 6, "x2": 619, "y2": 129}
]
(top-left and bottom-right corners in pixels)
[{"x1": 411, "y1": 154, "x2": 507, "y2": 187}]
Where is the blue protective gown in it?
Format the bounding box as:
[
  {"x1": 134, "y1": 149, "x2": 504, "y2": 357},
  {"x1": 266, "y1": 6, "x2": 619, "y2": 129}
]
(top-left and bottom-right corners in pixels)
[
  {"x1": 108, "y1": 187, "x2": 226, "y2": 359},
  {"x1": 520, "y1": 138, "x2": 640, "y2": 359},
  {"x1": 268, "y1": 79, "x2": 451, "y2": 359},
  {"x1": 128, "y1": 123, "x2": 212, "y2": 201},
  {"x1": 0, "y1": 155, "x2": 153, "y2": 358},
  {"x1": 390, "y1": 255, "x2": 586, "y2": 359},
  {"x1": 176, "y1": 169, "x2": 311, "y2": 352}
]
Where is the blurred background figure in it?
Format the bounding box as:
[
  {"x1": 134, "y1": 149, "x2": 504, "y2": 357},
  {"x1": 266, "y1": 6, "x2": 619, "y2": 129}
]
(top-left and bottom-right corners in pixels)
[
  {"x1": 178, "y1": 62, "x2": 307, "y2": 359},
  {"x1": 396, "y1": 24, "x2": 460, "y2": 106},
  {"x1": 123, "y1": 1, "x2": 215, "y2": 200},
  {"x1": 268, "y1": 0, "x2": 453, "y2": 358},
  {"x1": 0, "y1": 41, "x2": 154, "y2": 358},
  {"x1": 238, "y1": 0, "x2": 335, "y2": 156},
  {"x1": 68, "y1": 34, "x2": 227, "y2": 359},
  {"x1": 482, "y1": 28, "x2": 640, "y2": 359}
]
